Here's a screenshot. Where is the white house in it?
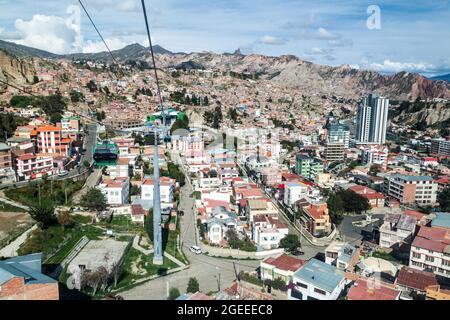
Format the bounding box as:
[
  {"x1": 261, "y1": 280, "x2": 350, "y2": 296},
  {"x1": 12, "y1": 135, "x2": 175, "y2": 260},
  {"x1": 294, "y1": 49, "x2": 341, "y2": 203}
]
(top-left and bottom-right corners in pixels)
[
  {"x1": 98, "y1": 177, "x2": 130, "y2": 205},
  {"x1": 107, "y1": 157, "x2": 132, "y2": 179},
  {"x1": 141, "y1": 177, "x2": 176, "y2": 204},
  {"x1": 288, "y1": 259, "x2": 346, "y2": 300},
  {"x1": 283, "y1": 182, "x2": 308, "y2": 207},
  {"x1": 324, "y1": 241, "x2": 360, "y2": 271},
  {"x1": 206, "y1": 206, "x2": 238, "y2": 245},
  {"x1": 252, "y1": 214, "x2": 288, "y2": 250},
  {"x1": 379, "y1": 213, "x2": 417, "y2": 249}
]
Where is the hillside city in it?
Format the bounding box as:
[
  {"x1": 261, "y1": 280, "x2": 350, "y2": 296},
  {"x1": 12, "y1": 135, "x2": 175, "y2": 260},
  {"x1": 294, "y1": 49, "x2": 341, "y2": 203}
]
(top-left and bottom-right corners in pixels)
[{"x1": 0, "y1": 4, "x2": 450, "y2": 303}]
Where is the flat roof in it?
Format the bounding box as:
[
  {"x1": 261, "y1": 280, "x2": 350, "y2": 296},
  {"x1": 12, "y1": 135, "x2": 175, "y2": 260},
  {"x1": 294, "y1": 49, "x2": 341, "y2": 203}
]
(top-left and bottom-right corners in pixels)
[{"x1": 294, "y1": 258, "x2": 344, "y2": 292}]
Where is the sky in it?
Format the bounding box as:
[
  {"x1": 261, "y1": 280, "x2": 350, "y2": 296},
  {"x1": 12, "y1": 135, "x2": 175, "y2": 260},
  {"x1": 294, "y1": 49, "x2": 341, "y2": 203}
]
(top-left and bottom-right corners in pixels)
[{"x1": 0, "y1": 0, "x2": 449, "y2": 76}]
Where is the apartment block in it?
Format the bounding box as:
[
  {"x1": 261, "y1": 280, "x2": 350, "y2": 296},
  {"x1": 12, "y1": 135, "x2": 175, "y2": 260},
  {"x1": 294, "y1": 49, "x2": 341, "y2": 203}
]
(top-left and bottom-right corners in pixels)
[
  {"x1": 430, "y1": 138, "x2": 450, "y2": 157},
  {"x1": 15, "y1": 153, "x2": 54, "y2": 181},
  {"x1": 295, "y1": 154, "x2": 324, "y2": 179},
  {"x1": 409, "y1": 226, "x2": 450, "y2": 278},
  {"x1": 384, "y1": 174, "x2": 438, "y2": 205}
]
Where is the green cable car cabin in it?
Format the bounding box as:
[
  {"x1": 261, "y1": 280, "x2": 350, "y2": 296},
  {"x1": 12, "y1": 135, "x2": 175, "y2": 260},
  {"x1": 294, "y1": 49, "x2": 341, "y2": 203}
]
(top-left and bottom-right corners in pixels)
[{"x1": 93, "y1": 140, "x2": 119, "y2": 166}]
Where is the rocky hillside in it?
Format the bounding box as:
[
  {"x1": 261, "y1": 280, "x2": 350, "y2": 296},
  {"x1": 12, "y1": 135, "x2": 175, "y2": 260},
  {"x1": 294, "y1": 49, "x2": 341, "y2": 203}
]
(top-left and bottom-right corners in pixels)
[
  {"x1": 0, "y1": 49, "x2": 35, "y2": 86},
  {"x1": 390, "y1": 99, "x2": 450, "y2": 133}
]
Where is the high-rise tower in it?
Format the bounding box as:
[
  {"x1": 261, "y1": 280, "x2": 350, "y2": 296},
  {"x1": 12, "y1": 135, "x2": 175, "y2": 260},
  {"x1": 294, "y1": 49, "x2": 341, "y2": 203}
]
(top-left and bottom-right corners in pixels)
[{"x1": 356, "y1": 94, "x2": 389, "y2": 144}]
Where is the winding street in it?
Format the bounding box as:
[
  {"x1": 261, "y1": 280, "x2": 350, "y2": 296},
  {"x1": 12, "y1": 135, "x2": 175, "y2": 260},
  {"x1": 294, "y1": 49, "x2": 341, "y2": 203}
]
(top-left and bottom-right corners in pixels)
[{"x1": 119, "y1": 151, "x2": 260, "y2": 300}]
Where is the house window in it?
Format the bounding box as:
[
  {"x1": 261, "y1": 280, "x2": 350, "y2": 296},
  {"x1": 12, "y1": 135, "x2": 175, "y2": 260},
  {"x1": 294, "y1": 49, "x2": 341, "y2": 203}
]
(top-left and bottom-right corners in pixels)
[
  {"x1": 296, "y1": 282, "x2": 308, "y2": 289},
  {"x1": 425, "y1": 255, "x2": 435, "y2": 263},
  {"x1": 412, "y1": 252, "x2": 421, "y2": 259},
  {"x1": 442, "y1": 260, "x2": 450, "y2": 267},
  {"x1": 314, "y1": 288, "x2": 327, "y2": 295},
  {"x1": 290, "y1": 289, "x2": 303, "y2": 300}
]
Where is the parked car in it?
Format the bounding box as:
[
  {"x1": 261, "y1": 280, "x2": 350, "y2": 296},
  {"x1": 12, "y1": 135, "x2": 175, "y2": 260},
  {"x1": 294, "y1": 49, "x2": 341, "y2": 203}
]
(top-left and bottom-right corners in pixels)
[
  {"x1": 58, "y1": 170, "x2": 69, "y2": 177},
  {"x1": 292, "y1": 248, "x2": 305, "y2": 256},
  {"x1": 189, "y1": 245, "x2": 202, "y2": 254}
]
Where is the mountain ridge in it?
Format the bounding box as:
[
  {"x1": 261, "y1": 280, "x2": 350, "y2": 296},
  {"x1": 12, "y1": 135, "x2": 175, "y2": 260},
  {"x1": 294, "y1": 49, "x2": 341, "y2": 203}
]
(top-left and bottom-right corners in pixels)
[{"x1": 0, "y1": 39, "x2": 448, "y2": 101}]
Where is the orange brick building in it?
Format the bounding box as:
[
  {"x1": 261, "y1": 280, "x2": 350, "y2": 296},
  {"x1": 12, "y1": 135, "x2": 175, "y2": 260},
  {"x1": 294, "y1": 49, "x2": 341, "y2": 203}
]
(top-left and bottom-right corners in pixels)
[{"x1": 0, "y1": 253, "x2": 59, "y2": 300}]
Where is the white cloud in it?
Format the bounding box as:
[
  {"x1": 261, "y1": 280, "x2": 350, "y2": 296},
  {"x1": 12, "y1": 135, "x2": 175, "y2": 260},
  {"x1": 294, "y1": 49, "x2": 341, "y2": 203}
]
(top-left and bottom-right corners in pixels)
[
  {"x1": 82, "y1": 35, "x2": 149, "y2": 53},
  {"x1": 304, "y1": 47, "x2": 333, "y2": 55},
  {"x1": 328, "y1": 38, "x2": 353, "y2": 47},
  {"x1": 12, "y1": 14, "x2": 83, "y2": 54},
  {"x1": 365, "y1": 59, "x2": 436, "y2": 73},
  {"x1": 258, "y1": 35, "x2": 285, "y2": 45}
]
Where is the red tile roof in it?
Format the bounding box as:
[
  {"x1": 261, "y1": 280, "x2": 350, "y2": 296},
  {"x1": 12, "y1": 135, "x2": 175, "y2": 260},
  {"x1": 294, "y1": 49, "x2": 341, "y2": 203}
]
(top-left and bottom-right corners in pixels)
[
  {"x1": 131, "y1": 204, "x2": 146, "y2": 216},
  {"x1": 262, "y1": 254, "x2": 306, "y2": 272},
  {"x1": 412, "y1": 226, "x2": 450, "y2": 253},
  {"x1": 17, "y1": 153, "x2": 36, "y2": 161},
  {"x1": 395, "y1": 266, "x2": 438, "y2": 291},
  {"x1": 348, "y1": 279, "x2": 399, "y2": 300}
]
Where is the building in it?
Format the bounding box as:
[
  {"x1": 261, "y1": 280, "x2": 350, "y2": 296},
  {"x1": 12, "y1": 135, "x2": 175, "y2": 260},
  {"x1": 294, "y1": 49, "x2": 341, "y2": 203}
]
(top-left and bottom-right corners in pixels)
[
  {"x1": 58, "y1": 116, "x2": 80, "y2": 140},
  {"x1": 425, "y1": 285, "x2": 450, "y2": 300},
  {"x1": 360, "y1": 146, "x2": 389, "y2": 170},
  {"x1": 98, "y1": 177, "x2": 130, "y2": 205},
  {"x1": 288, "y1": 259, "x2": 346, "y2": 300},
  {"x1": 409, "y1": 226, "x2": 450, "y2": 277},
  {"x1": 0, "y1": 253, "x2": 59, "y2": 300},
  {"x1": 252, "y1": 215, "x2": 288, "y2": 250},
  {"x1": 384, "y1": 174, "x2": 438, "y2": 205},
  {"x1": 379, "y1": 213, "x2": 417, "y2": 249},
  {"x1": 348, "y1": 185, "x2": 385, "y2": 208},
  {"x1": 283, "y1": 181, "x2": 308, "y2": 207},
  {"x1": 260, "y1": 254, "x2": 306, "y2": 284},
  {"x1": 324, "y1": 142, "x2": 345, "y2": 162},
  {"x1": 0, "y1": 143, "x2": 15, "y2": 184},
  {"x1": 395, "y1": 266, "x2": 438, "y2": 300},
  {"x1": 327, "y1": 123, "x2": 350, "y2": 148},
  {"x1": 356, "y1": 94, "x2": 389, "y2": 144},
  {"x1": 430, "y1": 138, "x2": 450, "y2": 157},
  {"x1": 347, "y1": 279, "x2": 400, "y2": 300},
  {"x1": 244, "y1": 198, "x2": 278, "y2": 222},
  {"x1": 36, "y1": 125, "x2": 71, "y2": 157},
  {"x1": 324, "y1": 241, "x2": 360, "y2": 271},
  {"x1": 107, "y1": 157, "x2": 131, "y2": 179},
  {"x1": 15, "y1": 153, "x2": 54, "y2": 181},
  {"x1": 66, "y1": 239, "x2": 129, "y2": 290},
  {"x1": 295, "y1": 154, "x2": 323, "y2": 179},
  {"x1": 141, "y1": 177, "x2": 176, "y2": 204},
  {"x1": 206, "y1": 206, "x2": 238, "y2": 245},
  {"x1": 300, "y1": 202, "x2": 332, "y2": 237}
]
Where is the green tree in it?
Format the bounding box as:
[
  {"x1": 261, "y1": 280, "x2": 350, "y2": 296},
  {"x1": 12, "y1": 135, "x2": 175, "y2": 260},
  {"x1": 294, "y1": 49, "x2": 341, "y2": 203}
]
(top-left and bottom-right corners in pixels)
[
  {"x1": 33, "y1": 75, "x2": 40, "y2": 84},
  {"x1": 279, "y1": 234, "x2": 300, "y2": 253},
  {"x1": 27, "y1": 198, "x2": 56, "y2": 229},
  {"x1": 145, "y1": 210, "x2": 154, "y2": 241},
  {"x1": 438, "y1": 187, "x2": 450, "y2": 212},
  {"x1": 186, "y1": 277, "x2": 200, "y2": 293},
  {"x1": 80, "y1": 188, "x2": 107, "y2": 211},
  {"x1": 227, "y1": 107, "x2": 239, "y2": 122},
  {"x1": 83, "y1": 160, "x2": 91, "y2": 168},
  {"x1": 327, "y1": 192, "x2": 345, "y2": 225},
  {"x1": 87, "y1": 80, "x2": 98, "y2": 92},
  {"x1": 339, "y1": 190, "x2": 370, "y2": 214},
  {"x1": 168, "y1": 287, "x2": 180, "y2": 300},
  {"x1": 50, "y1": 112, "x2": 62, "y2": 124},
  {"x1": 70, "y1": 90, "x2": 85, "y2": 103},
  {"x1": 369, "y1": 164, "x2": 382, "y2": 176}
]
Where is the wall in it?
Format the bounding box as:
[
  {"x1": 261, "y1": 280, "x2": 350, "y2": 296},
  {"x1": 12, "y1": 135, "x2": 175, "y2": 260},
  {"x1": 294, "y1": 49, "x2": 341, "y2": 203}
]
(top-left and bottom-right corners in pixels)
[{"x1": 199, "y1": 242, "x2": 284, "y2": 259}]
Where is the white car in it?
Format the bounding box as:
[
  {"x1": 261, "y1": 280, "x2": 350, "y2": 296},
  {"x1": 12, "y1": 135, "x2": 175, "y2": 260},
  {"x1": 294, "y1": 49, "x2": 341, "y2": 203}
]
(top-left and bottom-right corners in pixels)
[
  {"x1": 189, "y1": 245, "x2": 202, "y2": 254},
  {"x1": 58, "y1": 170, "x2": 69, "y2": 177}
]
